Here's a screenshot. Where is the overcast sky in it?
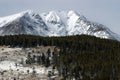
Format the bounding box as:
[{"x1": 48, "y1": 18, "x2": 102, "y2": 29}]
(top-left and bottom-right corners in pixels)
[{"x1": 0, "y1": 0, "x2": 120, "y2": 34}]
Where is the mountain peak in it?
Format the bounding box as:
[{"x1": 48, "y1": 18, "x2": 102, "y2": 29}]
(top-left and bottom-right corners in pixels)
[
  {"x1": 45, "y1": 11, "x2": 61, "y2": 23},
  {"x1": 0, "y1": 10, "x2": 39, "y2": 28},
  {"x1": 67, "y1": 10, "x2": 79, "y2": 16},
  {"x1": 17, "y1": 10, "x2": 33, "y2": 16},
  {"x1": 20, "y1": 10, "x2": 33, "y2": 13},
  {"x1": 0, "y1": 10, "x2": 120, "y2": 41}
]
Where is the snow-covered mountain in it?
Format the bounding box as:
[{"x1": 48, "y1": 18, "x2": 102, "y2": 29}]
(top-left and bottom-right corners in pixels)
[{"x1": 0, "y1": 10, "x2": 120, "y2": 41}]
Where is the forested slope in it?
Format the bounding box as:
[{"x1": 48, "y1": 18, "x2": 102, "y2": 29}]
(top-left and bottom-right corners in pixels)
[{"x1": 0, "y1": 35, "x2": 120, "y2": 79}]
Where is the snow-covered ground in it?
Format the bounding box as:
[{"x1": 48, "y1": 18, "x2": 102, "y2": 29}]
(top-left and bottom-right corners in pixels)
[
  {"x1": 0, "y1": 46, "x2": 59, "y2": 80},
  {"x1": 0, "y1": 61, "x2": 49, "y2": 74}
]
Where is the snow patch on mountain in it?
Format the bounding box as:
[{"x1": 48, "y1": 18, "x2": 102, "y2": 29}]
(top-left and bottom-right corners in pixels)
[{"x1": 41, "y1": 11, "x2": 67, "y2": 36}]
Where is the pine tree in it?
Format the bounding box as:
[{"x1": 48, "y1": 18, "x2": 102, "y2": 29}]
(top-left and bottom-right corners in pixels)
[
  {"x1": 26, "y1": 54, "x2": 32, "y2": 64},
  {"x1": 41, "y1": 53, "x2": 45, "y2": 65},
  {"x1": 45, "y1": 57, "x2": 50, "y2": 67},
  {"x1": 47, "y1": 48, "x2": 51, "y2": 57}
]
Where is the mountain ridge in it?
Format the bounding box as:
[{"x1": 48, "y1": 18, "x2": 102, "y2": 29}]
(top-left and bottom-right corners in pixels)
[{"x1": 0, "y1": 10, "x2": 120, "y2": 41}]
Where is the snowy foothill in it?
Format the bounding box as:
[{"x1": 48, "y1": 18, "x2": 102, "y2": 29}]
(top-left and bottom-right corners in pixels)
[
  {"x1": 0, "y1": 46, "x2": 59, "y2": 80},
  {"x1": 0, "y1": 60, "x2": 49, "y2": 74}
]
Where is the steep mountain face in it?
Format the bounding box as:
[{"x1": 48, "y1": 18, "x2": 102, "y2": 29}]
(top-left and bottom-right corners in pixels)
[
  {"x1": 0, "y1": 11, "x2": 49, "y2": 36},
  {"x1": 0, "y1": 10, "x2": 120, "y2": 41}
]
